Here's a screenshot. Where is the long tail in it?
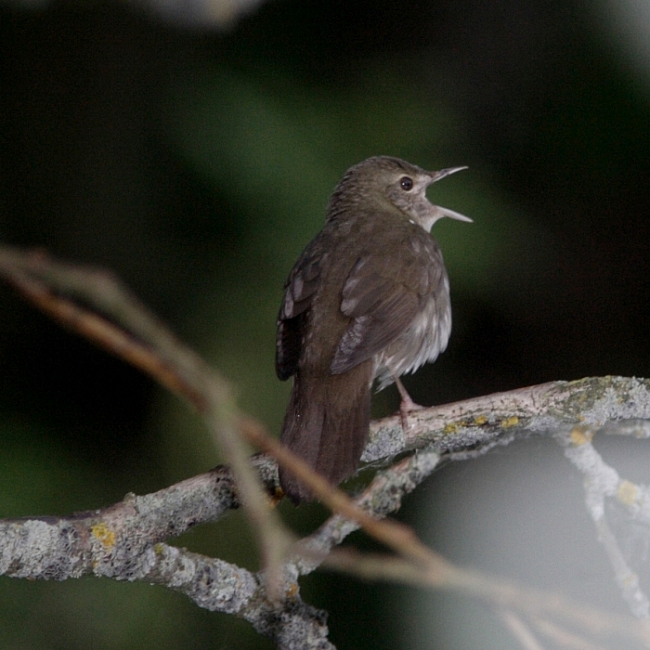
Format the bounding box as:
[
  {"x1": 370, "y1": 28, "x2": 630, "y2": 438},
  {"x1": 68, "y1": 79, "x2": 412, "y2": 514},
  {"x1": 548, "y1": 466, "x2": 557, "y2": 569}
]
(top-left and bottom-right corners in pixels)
[{"x1": 279, "y1": 362, "x2": 373, "y2": 503}]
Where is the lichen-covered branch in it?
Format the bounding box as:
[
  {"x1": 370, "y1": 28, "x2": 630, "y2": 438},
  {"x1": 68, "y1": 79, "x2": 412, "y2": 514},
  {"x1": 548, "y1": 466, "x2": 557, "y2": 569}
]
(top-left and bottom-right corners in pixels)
[
  {"x1": 364, "y1": 375, "x2": 650, "y2": 464},
  {"x1": 3, "y1": 245, "x2": 650, "y2": 649}
]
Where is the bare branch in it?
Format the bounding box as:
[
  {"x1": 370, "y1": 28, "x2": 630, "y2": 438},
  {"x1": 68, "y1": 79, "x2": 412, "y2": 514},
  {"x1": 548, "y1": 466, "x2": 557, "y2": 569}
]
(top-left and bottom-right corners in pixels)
[
  {"x1": 499, "y1": 610, "x2": 546, "y2": 650},
  {"x1": 3, "y1": 245, "x2": 650, "y2": 648},
  {"x1": 0, "y1": 245, "x2": 295, "y2": 617}
]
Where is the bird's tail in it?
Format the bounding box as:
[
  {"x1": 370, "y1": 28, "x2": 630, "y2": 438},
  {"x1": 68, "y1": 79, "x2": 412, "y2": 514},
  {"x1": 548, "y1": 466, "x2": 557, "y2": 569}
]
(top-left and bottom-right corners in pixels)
[{"x1": 279, "y1": 362, "x2": 373, "y2": 503}]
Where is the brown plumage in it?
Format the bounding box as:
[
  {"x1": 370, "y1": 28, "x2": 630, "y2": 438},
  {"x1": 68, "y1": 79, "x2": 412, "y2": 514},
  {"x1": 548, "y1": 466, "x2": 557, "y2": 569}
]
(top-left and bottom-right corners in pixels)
[{"x1": 276, "y1": 156, "x2": 471, "y2": 502}]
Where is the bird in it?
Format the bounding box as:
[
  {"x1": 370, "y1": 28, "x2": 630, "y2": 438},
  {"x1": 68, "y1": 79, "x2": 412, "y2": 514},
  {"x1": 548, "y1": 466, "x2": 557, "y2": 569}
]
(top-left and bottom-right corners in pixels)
[{"x1": 275, "y1": 156, "x2": 471, "y2": 502}]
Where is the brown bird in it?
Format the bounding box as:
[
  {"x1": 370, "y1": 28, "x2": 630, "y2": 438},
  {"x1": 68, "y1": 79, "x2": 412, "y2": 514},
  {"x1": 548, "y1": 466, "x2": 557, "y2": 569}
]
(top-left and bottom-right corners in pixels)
[{"x1": 276, "y1": 156, "x2": 471, "y2": 502}]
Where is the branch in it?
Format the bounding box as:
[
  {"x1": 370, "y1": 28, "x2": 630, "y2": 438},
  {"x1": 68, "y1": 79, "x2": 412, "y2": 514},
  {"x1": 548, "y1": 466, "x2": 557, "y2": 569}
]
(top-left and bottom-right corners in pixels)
[
  {"x1": 3, "y1": 245, "x2": 650, "y2": 649},
  {"x1": 363, "y1": 375, "x2": 650, "y2": 465},
  {"x1": 0, "y1": 244, "x2": 295, "y2": 587}
]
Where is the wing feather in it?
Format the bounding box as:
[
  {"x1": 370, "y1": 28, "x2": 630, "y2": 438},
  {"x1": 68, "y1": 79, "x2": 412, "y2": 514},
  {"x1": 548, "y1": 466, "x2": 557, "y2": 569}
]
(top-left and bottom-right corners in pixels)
[
  {"x1": 331, "y1": 233, "x2": 441, "y2": 374},
  {"x1": 276, "y1": 240, "x2": 327, "y2": 380}
]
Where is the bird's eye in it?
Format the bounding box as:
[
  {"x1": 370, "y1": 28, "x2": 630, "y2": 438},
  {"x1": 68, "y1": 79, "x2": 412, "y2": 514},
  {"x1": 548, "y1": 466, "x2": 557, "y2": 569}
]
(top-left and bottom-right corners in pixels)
[{"x1": 400, "y1": 176, "x2": 414, "y2": 191}]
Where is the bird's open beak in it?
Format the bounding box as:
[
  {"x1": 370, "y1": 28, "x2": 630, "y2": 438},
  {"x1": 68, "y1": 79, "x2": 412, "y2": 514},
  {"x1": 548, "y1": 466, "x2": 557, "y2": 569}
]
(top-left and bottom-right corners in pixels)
[
  {"x1": 430, "y1": 166, "x2": 468, "y2": 182},
  {"x1": 433, "y1": 206, "x2": 473, "y2": 223},
  {"x1": 427, "y1": 166, "x2": 473, "y2": 223}
]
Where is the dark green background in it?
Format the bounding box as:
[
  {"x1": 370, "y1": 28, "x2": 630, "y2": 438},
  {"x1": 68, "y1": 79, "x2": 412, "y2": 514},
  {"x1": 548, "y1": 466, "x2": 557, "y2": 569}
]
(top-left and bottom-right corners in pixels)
[{"x1": 0, "y1": 0, "x2": 649, "y2": 647}]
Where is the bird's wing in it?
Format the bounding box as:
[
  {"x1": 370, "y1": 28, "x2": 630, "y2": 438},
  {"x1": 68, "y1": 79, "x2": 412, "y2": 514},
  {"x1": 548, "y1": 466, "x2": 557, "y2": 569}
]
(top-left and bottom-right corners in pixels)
[
  {"x1": 276, "y1": 239, "x2": 325, "y2": 380},
  {"x1": 331, "y1": 235, "x2": 442, "y2": 374}
]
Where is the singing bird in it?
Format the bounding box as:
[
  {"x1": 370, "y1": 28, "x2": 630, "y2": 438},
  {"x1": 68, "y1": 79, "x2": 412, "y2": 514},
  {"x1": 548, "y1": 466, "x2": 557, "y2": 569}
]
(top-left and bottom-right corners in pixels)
[{"x1": 276, "y1": 156, "x2": 471, "y2": 502}]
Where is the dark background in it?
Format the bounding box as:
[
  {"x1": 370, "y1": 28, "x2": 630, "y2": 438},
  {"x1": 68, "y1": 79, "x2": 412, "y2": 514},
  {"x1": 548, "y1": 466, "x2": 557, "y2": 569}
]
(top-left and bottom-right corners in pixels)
[{"x1": 0, "y1": 0, "x2": 649, "y2": 648}]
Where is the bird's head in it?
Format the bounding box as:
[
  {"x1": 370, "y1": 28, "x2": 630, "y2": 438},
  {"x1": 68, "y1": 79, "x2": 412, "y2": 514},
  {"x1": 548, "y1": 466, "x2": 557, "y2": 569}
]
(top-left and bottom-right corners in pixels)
[{"x1": 329, "y1": 156, "x2": 472, "y2": 232}]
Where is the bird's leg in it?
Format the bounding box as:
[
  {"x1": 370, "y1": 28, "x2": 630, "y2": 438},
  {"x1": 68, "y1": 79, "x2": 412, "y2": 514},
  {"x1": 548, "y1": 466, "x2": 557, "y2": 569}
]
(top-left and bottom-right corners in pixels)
[{"x1": 393, "y1": 375, "x2": 425, "y2": 431}]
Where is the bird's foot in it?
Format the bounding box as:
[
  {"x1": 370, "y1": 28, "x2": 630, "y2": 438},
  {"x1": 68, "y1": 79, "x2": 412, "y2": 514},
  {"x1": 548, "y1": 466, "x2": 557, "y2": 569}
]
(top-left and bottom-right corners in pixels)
[
  {"x1": 399, "y1": 394, "x2": 425, "y2": 431},
  {"x1": 394, "y1": 376, "x2": 425, "y2": 431}
]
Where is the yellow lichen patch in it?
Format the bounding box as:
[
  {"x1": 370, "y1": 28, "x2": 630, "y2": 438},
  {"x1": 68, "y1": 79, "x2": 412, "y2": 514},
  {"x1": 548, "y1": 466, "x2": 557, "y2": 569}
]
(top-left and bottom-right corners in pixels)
[
  {"x1": 500, "y1": 416, "x2": 519, "y2": 428},
  {"x1": 617, "y1": 480, "x2": 639, "y2": 506},
  {"x1": 91, "y1": 523, "x2": 116, "y2": 549},
  {"x1": 569, "y1": 426, "x2": 594, "y2": 446},
  {"x1": 285, "y1": 582, "x2": 299, "y2": 598},
  {"x1": 473, "y1": 415, "x2": 488, "y2": 426},
  {"x1": 443, "y1": 422, "x2": 460, "y2": 434}
]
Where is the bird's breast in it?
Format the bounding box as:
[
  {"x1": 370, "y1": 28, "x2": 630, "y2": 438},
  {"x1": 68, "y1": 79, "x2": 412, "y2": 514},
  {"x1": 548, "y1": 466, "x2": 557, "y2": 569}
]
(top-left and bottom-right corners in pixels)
[{"x1": 374, "y1": 273, "x2": 452, "y2": 391}]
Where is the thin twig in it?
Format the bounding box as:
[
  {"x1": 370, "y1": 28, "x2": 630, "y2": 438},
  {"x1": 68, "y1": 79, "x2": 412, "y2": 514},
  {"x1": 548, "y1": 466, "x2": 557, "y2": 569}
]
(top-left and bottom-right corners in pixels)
[
  {"x1": 499, "y1": 609, "x2": 547, "y2": 650},
  {"x1": 0, "y1": 244, "x2": 292, "y2": 597},
  {"x1": 3, "y1": 246, "x2": 650, "y2": 648}
]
